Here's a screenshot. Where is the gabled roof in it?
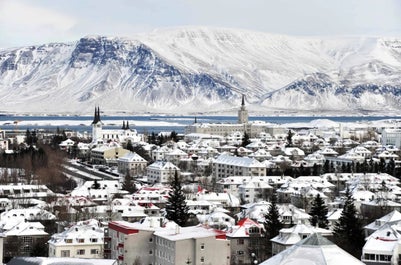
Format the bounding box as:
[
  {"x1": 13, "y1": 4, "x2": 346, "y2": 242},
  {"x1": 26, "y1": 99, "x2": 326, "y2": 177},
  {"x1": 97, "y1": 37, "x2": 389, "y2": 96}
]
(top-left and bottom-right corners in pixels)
[
  {"x1": 364, "y1": 210, "x2": 401, "y2": 230},
  {"x1": 213, "y1": 154, "x2": 264, "y2": 168},
  {"x1": 363, "y1": 223, "x2": 401, "y2": 254},
  {"x1": 260, "y1": 233, "x2": 364, "y2": 265}
]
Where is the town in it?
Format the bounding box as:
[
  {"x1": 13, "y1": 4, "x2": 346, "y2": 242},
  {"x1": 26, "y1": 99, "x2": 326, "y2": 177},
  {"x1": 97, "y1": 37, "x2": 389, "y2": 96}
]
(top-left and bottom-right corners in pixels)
[{"x1": 1, "y1": 98, "x2": 401, "y2": 265}]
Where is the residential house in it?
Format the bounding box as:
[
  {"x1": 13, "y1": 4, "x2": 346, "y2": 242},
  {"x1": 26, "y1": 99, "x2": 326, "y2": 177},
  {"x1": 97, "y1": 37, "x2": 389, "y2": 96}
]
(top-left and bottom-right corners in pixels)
[
  {"x1": 270, "y1": 223, "x2": 332, "y2": 255},
  {"x1": 117, "y1": 151, "x2": 147, "y2": 176},
  {"x1": 146, "y1": 161, "x2": 180, "y2": 184},
  {"x1": 361, "y1": 223, "x2": 401, "y2": 265},
  {"x1": 90, "y1": 145, "x2": 130, "y2": 166},
  {"x1": 226, "y1": 218, "x2": 265, "y2": 265},
  {"x1": 48, "y1": 219, "x2": 105, "y2": 259}
]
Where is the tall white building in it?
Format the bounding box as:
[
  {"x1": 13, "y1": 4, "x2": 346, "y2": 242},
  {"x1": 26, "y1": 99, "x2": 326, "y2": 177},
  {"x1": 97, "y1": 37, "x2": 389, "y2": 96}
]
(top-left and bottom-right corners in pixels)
[{"x1": 382, "y1": 129, "x2": 401, "y2": 148}]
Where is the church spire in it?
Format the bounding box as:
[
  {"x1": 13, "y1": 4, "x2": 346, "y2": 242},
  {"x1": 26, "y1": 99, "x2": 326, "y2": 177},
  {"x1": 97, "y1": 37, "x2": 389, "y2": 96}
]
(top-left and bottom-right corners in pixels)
[
  {"x1": 194, "y1": 116, "x2": 197, "y2": 124},
  {"x1": 126, "y1": 121, "x2": 130, "y2": 129},
  {"x1": 92, "y1": 106, "x2": 101, "y2": 124},
  {"x1": 238, "y1": 94, "x2": 248, "y2": 124},
  {"x1": 122, "y1": 121, "x2": 126, "y2": 129}
]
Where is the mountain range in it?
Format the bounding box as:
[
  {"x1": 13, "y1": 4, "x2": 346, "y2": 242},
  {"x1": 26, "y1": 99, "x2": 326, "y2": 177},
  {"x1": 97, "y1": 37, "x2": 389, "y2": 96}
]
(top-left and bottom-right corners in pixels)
[{"x1": 1, "y1": 27, "x2": 401, "y2": 115}]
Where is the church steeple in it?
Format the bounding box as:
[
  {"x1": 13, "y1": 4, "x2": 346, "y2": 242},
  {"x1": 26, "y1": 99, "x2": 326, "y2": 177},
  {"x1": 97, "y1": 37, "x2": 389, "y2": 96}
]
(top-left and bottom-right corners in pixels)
[
  {"x1": 122, "y1": 121, "x2": 126, "y2": 130},
  {"x1": 92, "y1": 106, "x2": 101, "y2": 124},
  {"x1": 238, "y1": 94, "x2": 248, "y2": 124},
  {"x1": 126, "y1": 121, "x2": 130, "y2": 129}
]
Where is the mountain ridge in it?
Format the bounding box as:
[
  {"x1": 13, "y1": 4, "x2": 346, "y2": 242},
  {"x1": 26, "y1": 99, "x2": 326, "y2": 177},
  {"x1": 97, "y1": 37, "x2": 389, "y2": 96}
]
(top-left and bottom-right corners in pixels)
[{"x1": 1, "y1": 27, "x2": 401, "y2": 115}]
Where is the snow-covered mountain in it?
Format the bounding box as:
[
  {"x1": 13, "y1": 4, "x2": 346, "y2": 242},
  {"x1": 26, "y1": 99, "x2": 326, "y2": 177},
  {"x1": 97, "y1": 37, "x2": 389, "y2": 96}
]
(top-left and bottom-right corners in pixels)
[{"x1": 1, "y1": 27, "x2": 401, "y2": 115}]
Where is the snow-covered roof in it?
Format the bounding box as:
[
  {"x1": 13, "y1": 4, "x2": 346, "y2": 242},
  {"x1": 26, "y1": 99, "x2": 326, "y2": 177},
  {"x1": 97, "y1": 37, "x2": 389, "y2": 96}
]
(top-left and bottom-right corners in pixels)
[
  {"x1": 260, "y1": 233, "x2": 364, "y2": 265},
  {"x1": 154, "y1": 225, "x2": 226, "y2": 241},
  {"x1": 117, "y1": 151, "x2": 147, "y2": 163},
  {"x1": 213, "y1": 154, "x2": 264, "y2": 168},
  {"x1": 4, "y1": 220, "x2": 48, "y2": 236},
  {"x1": 7, "y1": 257, "x2": 117, "y2": 265},
  {"x1": 271, "y1": 224, "x2": 332, "y2": 246},
  {"x1": 49, "y1": 219, "x2": 104, "y2": 246},
  {"x1": 363, "y1": 223, "x2": 401, "y2": 254}
]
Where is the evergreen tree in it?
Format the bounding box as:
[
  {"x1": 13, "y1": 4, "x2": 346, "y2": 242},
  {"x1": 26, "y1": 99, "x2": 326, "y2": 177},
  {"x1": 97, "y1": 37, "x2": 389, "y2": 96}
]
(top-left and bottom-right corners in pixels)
[
  {"x1": 333, "y1": 188, "x2": 365, "y2": 257},
  {"x1": 165, "y1": 170, "x2": 189, "y2": 226},
  {"x1": 241, "y1": 132, "x2": 251, "y2": 147},
  {"x1": 286, "y1": 129, "x2": 294, "y2": 147},
  {"x1": 170, "y1": 131, "x2": 178, "y2": 142},
  {"x1": 264, "y1": 191, "x2": 283, "y2": 239},
  {"x1": 309, "y1": 194, "x2": 329, "y2": 229},
  {"x1": 126, "y1": 140, "x2": 134, "y2": 152},
  {"x1": 122, "y1": 172, "x2": 137, "y2": 194}
]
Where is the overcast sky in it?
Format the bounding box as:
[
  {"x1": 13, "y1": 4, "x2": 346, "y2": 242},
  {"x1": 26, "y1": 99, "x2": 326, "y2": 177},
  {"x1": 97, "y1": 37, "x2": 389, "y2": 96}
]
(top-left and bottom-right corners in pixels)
[{"x1": 1, "y1": 0, "x2": 401, "y2": 48}]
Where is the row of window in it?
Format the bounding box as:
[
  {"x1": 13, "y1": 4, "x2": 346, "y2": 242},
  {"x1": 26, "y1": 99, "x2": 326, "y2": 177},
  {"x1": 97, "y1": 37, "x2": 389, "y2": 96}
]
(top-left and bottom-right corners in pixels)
[
  {"x1": 64, "y1": 238, "x2": 98, "y2": 243},
  {"x1": 60, "y1": 248, "x2": 99, "y2": 257},
  {"x1": 364, "y1": 253, "x2": 391, "y2": 261}
]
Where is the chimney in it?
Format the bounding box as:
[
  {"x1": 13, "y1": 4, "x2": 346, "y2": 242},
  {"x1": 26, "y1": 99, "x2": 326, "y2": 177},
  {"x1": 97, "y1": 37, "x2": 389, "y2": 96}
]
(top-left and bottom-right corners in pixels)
[{"x1": 175, "y1": 225, "x2": 180, "y2": 234}]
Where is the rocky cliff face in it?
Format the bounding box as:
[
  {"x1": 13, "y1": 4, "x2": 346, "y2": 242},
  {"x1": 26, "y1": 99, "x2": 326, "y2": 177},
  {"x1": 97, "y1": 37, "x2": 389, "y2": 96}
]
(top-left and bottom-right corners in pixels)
[{"x1": 1, "y1": 28, "x2": 401, "y2": 115}]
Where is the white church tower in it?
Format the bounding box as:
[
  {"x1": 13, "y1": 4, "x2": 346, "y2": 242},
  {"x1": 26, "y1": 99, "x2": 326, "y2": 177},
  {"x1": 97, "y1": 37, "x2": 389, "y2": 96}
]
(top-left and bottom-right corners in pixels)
[
  {"x1": 91, "y1": 106, "x2": 103, "y2": 144},
  {"x1": 238, "y1": 94, "x2": 248, "y2": 124}
]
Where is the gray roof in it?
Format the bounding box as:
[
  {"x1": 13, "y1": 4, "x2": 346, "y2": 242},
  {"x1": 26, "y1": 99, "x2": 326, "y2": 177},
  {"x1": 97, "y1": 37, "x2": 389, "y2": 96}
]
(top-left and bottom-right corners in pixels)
[{"x1": 260, "y1": 233, "x2": 364, "y2": 265}]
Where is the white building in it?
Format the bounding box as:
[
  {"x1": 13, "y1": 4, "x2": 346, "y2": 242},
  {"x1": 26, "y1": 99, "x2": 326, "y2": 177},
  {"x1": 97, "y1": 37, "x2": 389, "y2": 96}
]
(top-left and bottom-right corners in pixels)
[
  {"x1": 153, "y1": 225, "x2": 231, "y2": 265},
  {"x1": 91, "y1": 107, "x2": 143, "y2": 146},
  {"x1": 146, "y1": 160, "x2": 180, "y2": 184},
  {"x1": 382, "y1": 129, "x2": 401, "y2": 149},
  {"x1": 362, "y1": 223, "x2": 401, "y2": 265},
  {"x1": 212, "y1": 154, "x2": 266, "y2": 180},
  {"x1": 48, "y1": 219, "x2": 105, "y2": 259},
  {"x1": 117, "y1": 151, "x2": 147, "y2": 176}
]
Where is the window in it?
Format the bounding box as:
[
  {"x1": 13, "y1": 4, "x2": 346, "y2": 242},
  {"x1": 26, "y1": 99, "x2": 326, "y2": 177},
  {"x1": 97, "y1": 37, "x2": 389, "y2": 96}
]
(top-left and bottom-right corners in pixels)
[
  {"x1": 364, "y1": 253, "x2": 375, "y2": 260},
  {"x1": 65, "y1": 239, "x2": 73, "y2": 243},
  {"x1": 60, "y1": 250, "x2": 70, "y2": 257},
  {"x1": 77, "y1": 249, "x2": 85, "y2": 255},
  {"x1": 201, "y1": 257, "x2": 205, "y2": 263},
  {"x1": 237, "y1": 250, "x2": 244, "y2": 255},
  {"x1": 90, "y1": 238, "x2": 98, "y2": 243},
  {"x1": 248, "y1": 227, "x2": 260, "y2": 234},
  {"x1": 379, "y1": 255, "x2": 391, "y2": 261},
  {"x1": 90, "y1": 249, "x2": 98, "y2": 255},
  {"x1": 237, "y1": 239, "x2": 244, "y2": 245},
  {"x1": 201, "y1": 243, "x2": 205, "y2": 250},
  {"x1": 77, "y1": 238, "x2": 85, "y2": 243}
]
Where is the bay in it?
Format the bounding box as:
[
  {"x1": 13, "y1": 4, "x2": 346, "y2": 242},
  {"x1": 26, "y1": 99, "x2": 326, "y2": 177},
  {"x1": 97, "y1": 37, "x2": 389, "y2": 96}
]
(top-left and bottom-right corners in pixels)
[{"x1": 0, "y1": 115, "x2": 400, "y2": 134}]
